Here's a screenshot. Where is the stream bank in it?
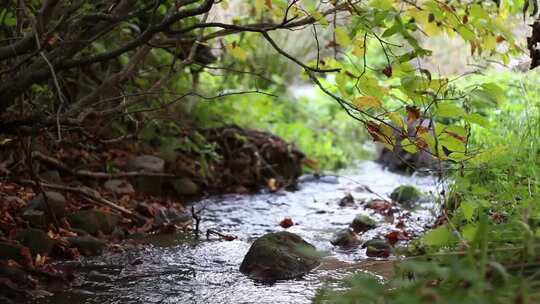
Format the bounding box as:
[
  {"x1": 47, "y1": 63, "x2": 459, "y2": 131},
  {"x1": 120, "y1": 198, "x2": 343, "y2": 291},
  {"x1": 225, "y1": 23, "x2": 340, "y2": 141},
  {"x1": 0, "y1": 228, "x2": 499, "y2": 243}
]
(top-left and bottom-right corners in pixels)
[{"x1": 0, "y1": 125, "x2": 306, "y2": 302}]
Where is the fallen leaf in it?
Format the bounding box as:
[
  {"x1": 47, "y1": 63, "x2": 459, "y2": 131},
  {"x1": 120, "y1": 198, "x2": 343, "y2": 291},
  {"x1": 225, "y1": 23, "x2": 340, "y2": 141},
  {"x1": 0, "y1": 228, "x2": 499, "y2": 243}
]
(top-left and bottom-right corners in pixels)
[{"x1": 280, "y1": 217, "x2": 294, "y2": 228}]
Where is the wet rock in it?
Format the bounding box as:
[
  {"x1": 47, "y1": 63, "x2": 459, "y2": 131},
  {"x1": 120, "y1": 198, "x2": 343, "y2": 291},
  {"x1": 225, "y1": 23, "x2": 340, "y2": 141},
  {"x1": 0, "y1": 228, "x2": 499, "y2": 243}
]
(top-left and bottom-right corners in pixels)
[
  {"x1": 390, "y1": 185, "x2": 422, "y2": 206},
  {"x1": 104, "y1": 179, "x2": 135, "y2": 195},
  {"x1": 0, "y1": 242, "x2": 24, "y2": 261},
  {"x1": 16, "y1": 228, "x2": 54, "y2": 256},
  {"x1": 170, "y1": 177, "x2": 199, "y2": 196},
  {"x1": 67, "y1": 210, "x2": 120, "y2": 235},
  {"x1": 66, "y1": 236, "x2": 105, "y2": 256},
  {"x1": 39, "y1": 170, "x2": 62, "y2": 184},
  {"x1": 26, "y1": 191, "x2": 66, "y2": 219},
  {"x1": 350, "y1": 214, "x2": 377, "y2": 233},
  {"x1": 125, "y1": 155, "x2": 165, "y2": 194},
  {"x1": 154, "y1": 209, "x2": 192, "y2": 227},
  {"x1": 298, "y1": 175, "x2": 339, "y2": 184},
  {"x1": 330, "y1": 229, "x2": 360, "y2": 247},
  {"x1": 338, "y1": 193, "x2": 355, "y2": 207},
  {"x1": 240, "y1": 231, "x2": 321, "y2": 280},
  {"x1": 0, "y1": 266, "x2": 31, "y2": 285},
  {"x1": 22, "y1": 209, "x2": 48, "y2": 229},
  {"x1": 363, "y1": 239, "x2": 392, "y2": 258}
]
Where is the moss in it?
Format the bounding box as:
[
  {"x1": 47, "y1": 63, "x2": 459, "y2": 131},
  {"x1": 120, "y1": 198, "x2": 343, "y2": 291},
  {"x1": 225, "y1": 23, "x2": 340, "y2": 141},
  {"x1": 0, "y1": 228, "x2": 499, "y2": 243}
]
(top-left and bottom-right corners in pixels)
[
  {"x1": 390, "y1": 185, "x2": 422, "y2": 205},
  {"x1": 350, "y1": 214, "x2": 377, "y2": 233},
  {"x1": 239, "y1": 231, "x2": 321, "y2": 280}
]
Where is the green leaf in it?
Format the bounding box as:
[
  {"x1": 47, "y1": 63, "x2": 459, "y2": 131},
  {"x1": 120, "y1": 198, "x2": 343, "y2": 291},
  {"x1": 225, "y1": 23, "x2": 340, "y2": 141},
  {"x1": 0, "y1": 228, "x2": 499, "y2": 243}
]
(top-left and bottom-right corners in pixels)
[
  {"x1": 436, "y1": 103, "x2": 466, "y2": 117},
  {"x1": 464, "y1": 113, "x2": 490, "y2": 127},
  {"x1": 402, "y1": 138, "x2": 418, "y2": 153},
  {"x1": 457, "y1": 26, "x2": 476, "y2": 41},
  {"x1": 423, "y1": 226, "x2": 456, "y2": 246},
  {"x1": 439, "y1": 134, "x2": 466, "y2": 152},
  {"x1": 462, "y1": 224, "x2": 479, "y2": 241},
  {"x1": 370, "y1": 0, "x2": 393, "y2": 10},
  {"x1": 481, "y1": 82, "x2": 505, "y2": 104},
  {"x1": 460, "y1": 201, "x2": 477, "y2": 221}
]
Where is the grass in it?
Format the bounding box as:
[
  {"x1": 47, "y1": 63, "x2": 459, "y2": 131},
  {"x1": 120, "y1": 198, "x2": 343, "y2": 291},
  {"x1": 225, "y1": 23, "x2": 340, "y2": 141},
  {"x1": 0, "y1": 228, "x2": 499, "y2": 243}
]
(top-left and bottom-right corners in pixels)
[{"x1": 315, "y1": 71, "x2": 540, "y2": 303}]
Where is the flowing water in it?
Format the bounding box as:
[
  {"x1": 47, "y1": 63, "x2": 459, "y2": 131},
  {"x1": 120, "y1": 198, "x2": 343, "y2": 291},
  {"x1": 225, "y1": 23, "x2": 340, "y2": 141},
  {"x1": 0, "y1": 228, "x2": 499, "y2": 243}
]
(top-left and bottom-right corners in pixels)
[{"x1": 33, "y1": 161, "x2": 443, "y2": 304}]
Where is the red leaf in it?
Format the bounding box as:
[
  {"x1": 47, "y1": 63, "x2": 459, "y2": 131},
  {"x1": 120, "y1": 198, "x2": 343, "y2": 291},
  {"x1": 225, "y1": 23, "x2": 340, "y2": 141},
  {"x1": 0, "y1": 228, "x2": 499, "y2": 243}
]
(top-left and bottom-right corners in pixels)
[
  {"x1": 280, "y1": 217, "x2": 294, "y2": 228},
  {"x1": 406, "y1": 106, "x2": 421, "y2": 123},
  {"x1": 384, "y1": 230, "x2": 411, "y2": 245},
  {"x1": 382, "y1": 65, "x2": 393, "y2": 78}
]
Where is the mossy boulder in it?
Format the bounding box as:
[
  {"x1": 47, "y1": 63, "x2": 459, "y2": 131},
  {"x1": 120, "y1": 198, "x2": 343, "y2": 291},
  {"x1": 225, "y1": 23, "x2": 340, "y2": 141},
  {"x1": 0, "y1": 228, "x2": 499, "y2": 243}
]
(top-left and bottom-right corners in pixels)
[
  {"x1": 67, "y1": 210, "x2": 120, "y2": 235},
  {"x1": 170, "y1": 177, "x2": 199, "y2": 196},
  {"x1": 16, "y1": 228, "x2": 54, "y2": 256},
  {"x1": 330, "y1": 229, "x2": 360, "y2": 247},
  {"x1": 363, "y1": 239, "x2": 392, "y2": 258},
  {"x1": 240, "y1": 231, "x2": 321, "y2": 280},
  {"x1": 350, "y1": 214, "x2": 377, "y2": 233},
  {"x1": 66, "y1": 236, "x2": 105, "y2": 256},
  {"x1": 390, "y1": 185, "x2": 422, "y2": 206}
]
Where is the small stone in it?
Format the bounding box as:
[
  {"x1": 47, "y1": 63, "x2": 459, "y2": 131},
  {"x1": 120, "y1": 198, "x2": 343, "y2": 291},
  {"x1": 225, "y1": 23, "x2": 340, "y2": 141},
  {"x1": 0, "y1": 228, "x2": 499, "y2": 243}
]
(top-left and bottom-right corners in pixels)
[
  {"x1": 363, "y1": 239, "x2": 392, "y2": 258},
  {"x1": 125, "y1": 155, "x2": 165, "y2": 172},
  {"x1": 338, "y1": 193, "x2": 355, "y2": 207},
  {"x1": 27, "y1": 191, "x2": 66, "y2": 219},
  {"x1": 350, "y1": 214, "x2": 377, "y2": 233},
  {"x1": 104, "y1": 179, "x2": 135, "y2": 195},
  {"x1": 22, "y1": 209, "x2": 48, "y2": 229},
  {"x1": 154, "y1": 209, "x2": 192, "y2": 227},
  {"x1": 66, "y1": 236, "x2": 105, "y2": 256},
  {"x1": 0, "y1": 242, "x2": 24, "y2": 261},
  {"x1": 67, "y1": 210, "x2": 120, "y2": 235},
  {"x1": 170, "y1": 178, "x2": 199, "y2": 196},
  {"x1": 125, "y1": 155, "x2": 165, "y2": 194},
  {"x1": 240, "y1": 231, "x2": 321, "y2": 280},
  {"x1": 330, "y1": 229, "x2": 360, "y2": 247},
  {"x1": 390, "y1": 185, "x2": 422, "y2": 206},
  {"x1": 16, "y1": 228, "x2": 55, "y2": 256}
]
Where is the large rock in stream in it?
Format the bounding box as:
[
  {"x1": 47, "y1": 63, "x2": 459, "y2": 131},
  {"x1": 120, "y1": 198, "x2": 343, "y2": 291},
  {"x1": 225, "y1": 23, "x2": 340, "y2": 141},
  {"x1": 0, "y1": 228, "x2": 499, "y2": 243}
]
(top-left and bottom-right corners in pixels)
[
  {"x1": 390, "y1": 185, "x2": 422, "y2": 206},
  {"x1": 240, "y1": 231, "x2": 321, "y2": 280}
]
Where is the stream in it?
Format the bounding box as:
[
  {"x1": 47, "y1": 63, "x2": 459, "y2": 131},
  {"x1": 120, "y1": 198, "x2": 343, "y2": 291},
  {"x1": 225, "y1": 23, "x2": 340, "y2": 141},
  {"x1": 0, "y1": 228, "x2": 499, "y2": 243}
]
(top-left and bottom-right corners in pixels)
[{"x1": 33, "y1": 161, "x2": 442, "y2": 304}]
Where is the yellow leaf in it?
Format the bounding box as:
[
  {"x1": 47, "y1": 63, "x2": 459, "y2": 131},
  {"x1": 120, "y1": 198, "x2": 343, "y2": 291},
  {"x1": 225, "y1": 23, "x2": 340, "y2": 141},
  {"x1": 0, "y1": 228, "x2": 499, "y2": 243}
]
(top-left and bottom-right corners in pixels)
[
  {"x1": 352, "y1": 37, "x2": 365, "y2": 57},
  {"x1": 228, "y1": 44, "x2": 248, "y2": 61},
  {"x1": 335, "y1": 27, "x2": 352, "y2": 47},
  {"x1": 311, "y1": 10, "x2": 329, "y2": 26},
  {"x1": 354, "y1": 96, "x2": 382, "y2": 110},
  {"x1": 388, "y1": 112, "x2": 404, "y2": 129},
  {"x1": 221, "y1": 0, "x2": 229, "y2": 9}
]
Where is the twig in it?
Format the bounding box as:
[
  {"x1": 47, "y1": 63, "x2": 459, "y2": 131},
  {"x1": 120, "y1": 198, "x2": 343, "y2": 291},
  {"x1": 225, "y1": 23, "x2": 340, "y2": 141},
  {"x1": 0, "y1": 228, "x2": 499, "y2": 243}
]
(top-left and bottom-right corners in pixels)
[
  {"x1": 191, "y1": 205, "x2": 200, "y2": 236},
  {"x1": 32, "y1": 151, "x2": 176, "y2": 179},
  {"x1": 20, "y1": 179, "x2": 145, "y2": 222},
  {"x1": 25, "y1": 138, "x2": 61, "y2": 233}
]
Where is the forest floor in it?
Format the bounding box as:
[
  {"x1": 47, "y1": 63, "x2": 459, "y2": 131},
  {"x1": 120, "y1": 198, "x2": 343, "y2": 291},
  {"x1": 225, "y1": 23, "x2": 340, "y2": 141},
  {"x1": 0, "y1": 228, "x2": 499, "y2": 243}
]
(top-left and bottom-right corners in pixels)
[{"x1": 0, "y1": 125, "x2": 307, "y2": 303}]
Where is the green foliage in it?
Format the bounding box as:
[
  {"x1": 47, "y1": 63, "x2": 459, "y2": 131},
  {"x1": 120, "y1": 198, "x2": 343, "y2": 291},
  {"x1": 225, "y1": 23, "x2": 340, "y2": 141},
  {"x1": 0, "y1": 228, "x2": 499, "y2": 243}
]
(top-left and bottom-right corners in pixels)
[
  {"x1": 321, "y1": 70, "x2": 540, "y2": 303},
  {"x1": 190, "y1": 81, "x2": 370, "y2": 170}
]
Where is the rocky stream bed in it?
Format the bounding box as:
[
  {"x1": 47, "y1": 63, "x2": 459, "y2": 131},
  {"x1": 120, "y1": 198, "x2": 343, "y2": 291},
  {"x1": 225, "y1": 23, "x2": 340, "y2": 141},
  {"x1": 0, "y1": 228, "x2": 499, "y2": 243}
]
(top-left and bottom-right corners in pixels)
[{"x1": 27, "y1": 161, "x2": 443, "y2": 304}]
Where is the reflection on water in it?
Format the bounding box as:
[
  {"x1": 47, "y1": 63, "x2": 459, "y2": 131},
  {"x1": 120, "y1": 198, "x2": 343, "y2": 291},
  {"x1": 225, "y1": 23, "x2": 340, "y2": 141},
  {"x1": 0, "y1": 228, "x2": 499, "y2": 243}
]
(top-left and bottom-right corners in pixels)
[{"x1": 33, "y1": 162, "x2": 443, "y2": 304}]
